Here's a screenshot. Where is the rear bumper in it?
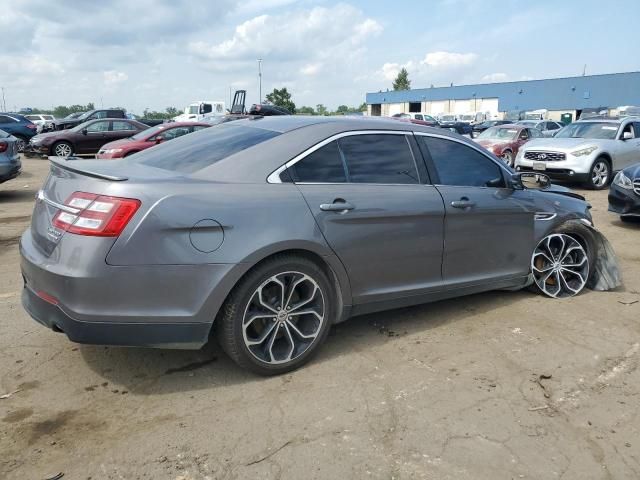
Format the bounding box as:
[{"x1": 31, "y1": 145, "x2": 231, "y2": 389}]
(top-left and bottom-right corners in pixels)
[
  {"x1": 22, "y1": 286, "x2": 210, "y2": 349},
  {"x1": 19, "y1": 229, "x2": 242, "y2": 349},
  {"x1": 0, "y1": 163, "x2": 21, "y2": 183},
  {"x1": 608, "y1": 183, "x2": 640, "y2": 216}
]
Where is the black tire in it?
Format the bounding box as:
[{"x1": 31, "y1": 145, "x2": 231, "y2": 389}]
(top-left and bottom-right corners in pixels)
[
  {"x1": 218, "y1": 254, "x2": 335, "y2": 375},
  {"x1": 585, "y1": 157, "x2": 611, "y2": 190},
  {"x1": 51, "y1": 141, "x2": 73, "y2": 157},
  {"x1": 620, "y1": 216, "x2": 640, "y2": 224}
]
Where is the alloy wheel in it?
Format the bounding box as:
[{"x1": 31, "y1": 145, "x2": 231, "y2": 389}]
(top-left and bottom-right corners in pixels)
[
  {"x1": 501, "y1": 151, "x2": 514, "y2": 167},
  {"x1": 54, "y1": 143, "x2": 72, "y2": 157},
  {"x1": 591, "y1": 161, "x2": 609, "y2": 188},
  {"x1": 532, "y1": 234, "x2": 589, "y2": 298},
  {"x1": 242, "y1": 271, "x2": 325, "y2": 365},
  {"x1": 16, "y1": 138, "x2": 26, "y2": 153}
]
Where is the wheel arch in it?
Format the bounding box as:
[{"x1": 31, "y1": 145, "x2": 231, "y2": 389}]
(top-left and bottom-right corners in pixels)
[
  {"x1": 205, "y1": 244, "x2": 353, "y2": 338},
  {"x1": 49, "y1": 139, "x2": 73, "y2": 156}
]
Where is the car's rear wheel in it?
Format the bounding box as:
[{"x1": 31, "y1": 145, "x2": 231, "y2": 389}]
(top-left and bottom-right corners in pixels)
[
  {"x1": 218, "y1": 254, "x2": 334, "y2": 375},
  {"x1": 586, "y1": 157, "x2": 610, "y2": 190},
  {"x1": 52, "y1": 141, "x2": 73, "y2": 158},
  {"x1": 14, "y1": 136, "x2": 28, "y2": 153},
  {"x1": 501, "y1": 150, "x2": 514, "y2": 167},
  {"x1": 531, "y1": 233, "x2": 590, "y2": 298}
]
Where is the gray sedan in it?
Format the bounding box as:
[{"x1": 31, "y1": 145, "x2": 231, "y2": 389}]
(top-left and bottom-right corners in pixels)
[
  {"x1": 0, "y1": 129, "x2": 21, "y2": 184},
  {"x1": 20, "y1": 117, "x2": 619, "y2": 374}
]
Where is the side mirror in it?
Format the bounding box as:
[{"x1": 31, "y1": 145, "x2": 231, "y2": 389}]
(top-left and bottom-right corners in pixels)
[
  {"x1": 513, "y1": 172, "x2": 551, "y2": 190},
  {"x1": 622, "y1": 131, "x2": 633, "y2": 140},
  {"x1": 81, "y1": 128, "x2": 88, "y2": 135},
  {"x1": 155, "y1": 135, "x2": 165, "y2": 144}
]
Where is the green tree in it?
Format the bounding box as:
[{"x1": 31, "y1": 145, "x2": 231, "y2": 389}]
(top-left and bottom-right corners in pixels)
[
  {"x1": 336, "y1": 105, "x2": 349, "y2": 115},
  {"x1": 165, "y1": 106, "x2": 180, "y2": 117},
  {"x1": 297, "y1": 106, "x2": 315, "y2": 115},
  {"x1": 265, "y1": 87, "x2": 296, "y2": 113},
  {"x1": 315, "y1": 104, "x2": 328, "y2": 116},
  {"x1": 393, "y1": 68, "x2": 411, "y2": 91},
  {"x1": 358, "y1": 102, "x2": 367, "y2": 112}
]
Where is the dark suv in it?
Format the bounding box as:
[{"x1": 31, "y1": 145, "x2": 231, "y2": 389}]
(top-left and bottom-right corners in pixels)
[
  {"x1": 52, "y1": 109, "x2": 126, "y2": 130},
  {"x1": 0, "y1": 113, "x2": 38, "y2": 152}
]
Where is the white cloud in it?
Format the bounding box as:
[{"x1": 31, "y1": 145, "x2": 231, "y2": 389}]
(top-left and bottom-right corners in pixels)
[
  {"x1": 300, "y1": 63, "x2": 322, "y2": 76},
  {"x1": 420, "y1": 51, "x2": 477, "y2": 68},
  {"x1": 481, "y1": 72, "x2": 509, "y2": 83},
  {"x1": 103, "y1": 70, "x2": 128, "y2": 87},
  {"x1": 189, "y1": 5, "x2": 382, "y2": 62}
]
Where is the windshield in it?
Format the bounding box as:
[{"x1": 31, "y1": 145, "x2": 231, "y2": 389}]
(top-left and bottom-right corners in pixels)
[
  {"x1": 126, "y1": 124, "x2": 281, "y2": 173},
  {"x1": 518, "y1": 121, "x2": 537, "y2": 126},
  {"x1": 440, "y1": 115, "x2": 456, "y2": 122},
  {"x1": 459, "y1": 115, "x2": 475, "y2": 121},
  {"x1": 188, "y1": 105, "x2": 199, "y2": 115},
  {"x1": 70, "y1": 120, "x2": 96, "y2": 132},
  {"x1": 131, "y1": 124, "x2": 165, "y2": 140},
  {"x1": 478, "y1": 127, "x2": 519, "y2": 140},
  {"x1": 555, "y1": 122, "x2": 618, "y2": 140}
]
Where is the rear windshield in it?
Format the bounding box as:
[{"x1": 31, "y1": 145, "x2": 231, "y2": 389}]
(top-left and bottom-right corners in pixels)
[
  {"x1": 0, "y1": 129, "x2": 9, "y2": 138},
  {"x1": 125, "y1": 124, "x2": 280, "y2": 173}
]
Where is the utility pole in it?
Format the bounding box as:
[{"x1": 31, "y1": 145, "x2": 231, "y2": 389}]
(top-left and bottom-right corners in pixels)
[
  {"x1": 582, "y1": 64, "x2": 587, "y2": 76},
  {"x1": 257, "y1": 58, "x2": 263, "y2": 104}
]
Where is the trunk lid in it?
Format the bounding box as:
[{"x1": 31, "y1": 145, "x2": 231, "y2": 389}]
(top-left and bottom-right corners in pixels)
[{"x1": 30, "y1": 157, "x2": 174, "y2": 256}]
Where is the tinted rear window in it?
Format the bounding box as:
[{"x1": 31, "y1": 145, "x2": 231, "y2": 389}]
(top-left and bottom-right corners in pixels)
[{"x1": 127, "y1": 124, "x2": 280, "y2": 173}]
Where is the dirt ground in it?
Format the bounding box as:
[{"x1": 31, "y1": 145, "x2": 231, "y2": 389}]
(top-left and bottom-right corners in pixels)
[{"x1": 1, "y1": 157, "x2": 639, "y2": 480}]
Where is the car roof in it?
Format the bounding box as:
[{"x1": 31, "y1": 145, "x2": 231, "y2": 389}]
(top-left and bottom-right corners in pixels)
[{"x1": 225, "y1": 115, "x2": 435, "y2": 133}]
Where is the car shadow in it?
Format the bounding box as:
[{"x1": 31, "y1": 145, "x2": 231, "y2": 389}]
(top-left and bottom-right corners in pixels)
[
  {"x1": 79, "y1": 289, "x2": 532, "y2": 394},
  {"x1": 611, "y1": 217, "x2": 640, "y2": 229}
]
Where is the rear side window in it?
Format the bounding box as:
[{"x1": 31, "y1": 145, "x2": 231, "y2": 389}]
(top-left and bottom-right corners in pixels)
[
  {"x1": 112, "y1": 121, "x2": 136, "y2": 131},
  {"x1": 419, "y1": 136, "x2": 505, "y2": 188},
  {"x1": 287, "y1": 141, "x2": 346, "y2": 183},
  {"x1": 339, "y1": 134, "x2": 419, "y2": 184},
  {"x1": 130, "y1": 125, "x2": 280, "y2": 173}
]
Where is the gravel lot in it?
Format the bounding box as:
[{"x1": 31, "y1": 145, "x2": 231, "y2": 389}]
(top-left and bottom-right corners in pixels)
[{"x1": 1, "y1": 157, "x2": 639, "y2": 479}]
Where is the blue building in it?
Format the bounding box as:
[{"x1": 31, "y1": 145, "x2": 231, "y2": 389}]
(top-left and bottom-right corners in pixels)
[{"x1": 365, "y1": 71, "x2": 640, "y2": 122}]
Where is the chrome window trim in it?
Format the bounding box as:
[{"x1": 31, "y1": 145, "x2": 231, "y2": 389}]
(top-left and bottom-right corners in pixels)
[
  {"x1": 412, "y1": 131, "x2": 513, "y2": 186},
  {"x1": 267, "y1": 130, "x2": 413, "y2": 184}
]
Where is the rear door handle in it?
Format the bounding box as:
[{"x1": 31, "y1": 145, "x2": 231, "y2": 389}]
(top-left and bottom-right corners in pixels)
[
  {"x1": 320, "y1": 201, "x2": 354, "y2": 212},
  {"x1": 451, "y1": 198, "x2": 476, "y2": 209}
]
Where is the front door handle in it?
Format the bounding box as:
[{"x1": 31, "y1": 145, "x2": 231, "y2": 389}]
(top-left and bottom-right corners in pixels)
[
  {"x1": 320, "y1": 200, "x2": 355, "y2": 212},
  {"x1": 451, "y1": 197, "x2": 476, "y2": 209}
]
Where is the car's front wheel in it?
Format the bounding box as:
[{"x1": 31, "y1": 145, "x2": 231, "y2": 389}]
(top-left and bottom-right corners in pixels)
[
  {"x1": 218, "y1": 254, "x2": 334, "y2": 375},
  {"x1": 14, "y1": 135, "x2": 28, "y2": 153},
  {"x1": 531, "y1": 232, "x2": 591, "y2": 298},
  {"x1": 586, "y1": 158, "x2": 610, "y2": 190},
  {"x1": 501, "y1": 150, "x2": 514, "y2": 168},
  {"x1": 52, "y1": 141, "x2": 73, "y2": 158}
]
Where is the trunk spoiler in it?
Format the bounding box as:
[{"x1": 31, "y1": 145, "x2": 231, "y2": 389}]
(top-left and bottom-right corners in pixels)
[{"x1": 48, "y1": 156, "x2": 128, "y2": 181}]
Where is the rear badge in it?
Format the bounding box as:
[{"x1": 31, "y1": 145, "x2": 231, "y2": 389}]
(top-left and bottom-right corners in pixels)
[{"x1": 47, "y1": 227, "x2": 62, "y2": 240}]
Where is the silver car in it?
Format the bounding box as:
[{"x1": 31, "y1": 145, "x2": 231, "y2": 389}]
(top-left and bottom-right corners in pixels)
[
  {"x1": 0, "y1": 129, "x2": 21, "y2": 184},
  {"x1": 516, "y1": 117, "x2": 640, "y2": 189},
  {"x1": 20, "y1": 117, "x2": 619, "y2": 374},
  {"x1": 516, "y1": 120, "x2": 564, "y2": 137}
]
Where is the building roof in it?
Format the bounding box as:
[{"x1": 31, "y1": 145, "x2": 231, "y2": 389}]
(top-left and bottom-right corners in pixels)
[{"x1": 366, "y1": 71, "x2": 640, "y2": 112}]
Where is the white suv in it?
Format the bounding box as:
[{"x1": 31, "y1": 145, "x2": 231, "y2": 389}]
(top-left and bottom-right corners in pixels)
[{"x1": 515, "y1": 117, "x2": 640, "y2": 189}]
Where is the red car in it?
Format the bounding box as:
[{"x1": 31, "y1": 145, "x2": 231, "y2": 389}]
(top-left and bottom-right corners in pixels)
[
  {"x1": 96, "y1": 122, "x2": 210, "y2": 159},
  {"x1": 475, "y1": 124, "x2": 542, "y2": 167}
]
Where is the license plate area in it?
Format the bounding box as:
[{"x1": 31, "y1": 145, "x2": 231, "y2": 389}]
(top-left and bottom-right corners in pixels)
[{"x1": 533, "y1": 161, "x2": 546, "y2": 171}]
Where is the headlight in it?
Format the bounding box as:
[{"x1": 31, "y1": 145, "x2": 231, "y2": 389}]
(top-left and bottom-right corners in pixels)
[
  {"x1": 613, "y1": 170, "x2": 634, "y2": 190},
  {"x1": 105, "y1": 148, "x2": 123, "y2": 154},
  {"x1": 571, "y1": 145, "x2": 598, "y2": 157}
]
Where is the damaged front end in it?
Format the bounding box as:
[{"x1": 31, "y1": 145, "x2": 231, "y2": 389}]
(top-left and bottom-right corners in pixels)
[{"x1": 585, "y1": 223, "x2": 622, "y2": 291}]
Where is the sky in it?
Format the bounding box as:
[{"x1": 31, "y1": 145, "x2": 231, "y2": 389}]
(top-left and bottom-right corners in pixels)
[{"x1": 1, "y1": 0, "x2": 639, "y2": 114}]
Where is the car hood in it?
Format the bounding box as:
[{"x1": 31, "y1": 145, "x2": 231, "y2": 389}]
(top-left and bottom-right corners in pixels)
[
  {"x1": 476, "y1": 139, "x2": 510, "y2": 149},
  {"x1": 31, "y1": 131, "x2": 71, "y2": 142},
  {"x1": 522, "y1": 137, "x2": 600, "y2": 152},
  {"x1": 622, "y1": 162, "x2": 640, "y2": 178}
]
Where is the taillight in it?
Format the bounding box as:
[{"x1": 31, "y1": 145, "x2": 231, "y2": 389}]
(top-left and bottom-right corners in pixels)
[
  {"x1": 52, "y1": 191, "x2": 141, "y2": 237},
  {"x1": 26, "y1": 124, "x2": 37, "y2": 130},
  {"x1": 0, "y1": 142, "x2": 7, "y2": 153}
]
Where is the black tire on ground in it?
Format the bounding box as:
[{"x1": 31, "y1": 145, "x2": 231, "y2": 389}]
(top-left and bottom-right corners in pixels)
[
  {"x1": 584, "y1": 157, "x2": 611, "y2": 190},
  {"x1": 51, "y1": 141, "x2": 74, "y2": 157},
  {"x1": 620, "y1": 216, "x2": 640, "y2": 224},
  {"x1": 217, "y1": 254, "x2": 335, "y2": 375},
  {"x1": 501, "y1": 150, "x2": 514, "y2": 168}
]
